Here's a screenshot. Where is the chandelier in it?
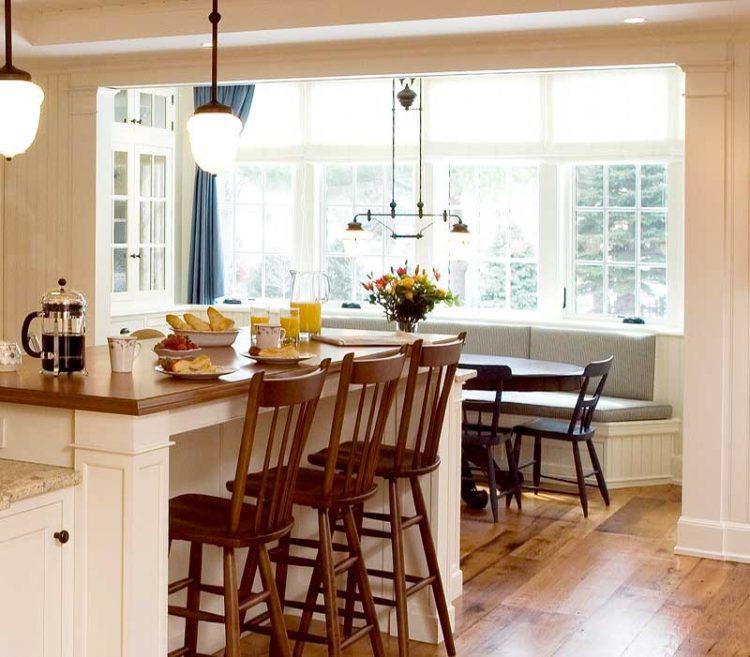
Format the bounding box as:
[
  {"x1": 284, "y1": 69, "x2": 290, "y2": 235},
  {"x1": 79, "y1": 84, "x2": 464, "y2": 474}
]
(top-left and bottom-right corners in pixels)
[{"x1": 343, "y1": 78, "x2": 470, "y2": 246}]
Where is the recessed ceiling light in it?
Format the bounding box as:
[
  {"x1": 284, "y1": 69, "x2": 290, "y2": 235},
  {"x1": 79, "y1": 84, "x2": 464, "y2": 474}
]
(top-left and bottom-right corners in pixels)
[{"x1": 624, "y1": 17, "x2": 647, "y2": 24}]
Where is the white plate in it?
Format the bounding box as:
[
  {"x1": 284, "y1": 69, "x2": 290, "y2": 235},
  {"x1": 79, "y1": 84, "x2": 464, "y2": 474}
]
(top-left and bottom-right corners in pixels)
[
  {"x1": 154, "y1": 346, "x2": 203, "y2": 358},
  {"x1": 242, "y1": 352, "x2": 316, "y2": 365},
  {"x1": 155, "y1": 365, "x2": 237, "y2": 380},
  {"x1": 173, "y1": 328, "x2": 240, "y2": 347}
]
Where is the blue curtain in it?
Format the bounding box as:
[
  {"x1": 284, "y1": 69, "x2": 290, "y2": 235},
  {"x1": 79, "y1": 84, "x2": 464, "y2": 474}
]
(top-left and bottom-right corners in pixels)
[{"x1": 188, "y1": 85, "x2": 255, "y2": 304}]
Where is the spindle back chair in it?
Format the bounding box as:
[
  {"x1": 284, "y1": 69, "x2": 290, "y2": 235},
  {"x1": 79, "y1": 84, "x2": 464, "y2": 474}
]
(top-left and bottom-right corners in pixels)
[{"x1": 167, "y1": 360, "x2": 330, "y2": 657}]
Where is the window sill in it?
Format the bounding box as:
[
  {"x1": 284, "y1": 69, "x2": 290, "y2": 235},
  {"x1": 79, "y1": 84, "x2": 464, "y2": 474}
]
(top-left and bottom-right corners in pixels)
[
  {"x1": 322, "y1": 306, "x2": 684, "y2": 337},
  {"x1": 117, "y1": 299, "x2": 684, "y2": 337}
]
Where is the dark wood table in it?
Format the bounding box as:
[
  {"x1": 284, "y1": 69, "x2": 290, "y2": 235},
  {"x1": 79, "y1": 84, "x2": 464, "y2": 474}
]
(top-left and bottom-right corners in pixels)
[
  {"x1": 459, "y1": 353, "x2": 584, "y2": 392},
  {"x1": 458, "y1": 354, "x2": 585, "y2": 508}
]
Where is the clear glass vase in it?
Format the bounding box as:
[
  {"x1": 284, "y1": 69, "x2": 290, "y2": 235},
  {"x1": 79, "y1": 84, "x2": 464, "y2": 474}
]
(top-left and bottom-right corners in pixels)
[{"x1": 397, "y1": 320, "x2": 418, "y2": 333}]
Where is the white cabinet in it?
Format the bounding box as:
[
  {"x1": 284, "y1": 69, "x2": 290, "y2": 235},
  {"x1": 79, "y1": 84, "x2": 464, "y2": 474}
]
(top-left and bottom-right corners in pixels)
[
  {"x1": 0, "y1": 489, "x2": 74, "y2": 657},
  {"x1": 108, "y1": 87, "x2": 176, "y2": 308}
]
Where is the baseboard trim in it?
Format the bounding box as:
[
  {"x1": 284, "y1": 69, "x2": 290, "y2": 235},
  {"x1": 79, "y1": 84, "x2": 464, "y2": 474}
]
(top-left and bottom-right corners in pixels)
[{"x1": 676, "y1": 516, "x2": 750, "y2": 563}]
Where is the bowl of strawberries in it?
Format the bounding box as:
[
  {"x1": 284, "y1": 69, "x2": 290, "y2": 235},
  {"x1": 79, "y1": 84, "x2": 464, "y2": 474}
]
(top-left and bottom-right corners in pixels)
[{"x1": 154, "y1": 333, "x2": 202, "y2": 359}]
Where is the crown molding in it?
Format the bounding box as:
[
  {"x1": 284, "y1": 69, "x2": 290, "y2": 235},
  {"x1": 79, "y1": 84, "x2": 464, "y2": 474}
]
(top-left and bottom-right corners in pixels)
[
  {"x1": 14, "y1": 0, "x2": 720, "y2": 46},
  {"x1": 17, "y1": 22, "x2": 746, "y2": 88}
]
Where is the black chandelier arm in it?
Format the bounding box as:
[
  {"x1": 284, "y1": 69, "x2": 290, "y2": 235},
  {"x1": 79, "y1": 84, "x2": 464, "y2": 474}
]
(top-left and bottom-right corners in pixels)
[{"x1": 353, "y1": 211, "x2": 462, "y2": 222}]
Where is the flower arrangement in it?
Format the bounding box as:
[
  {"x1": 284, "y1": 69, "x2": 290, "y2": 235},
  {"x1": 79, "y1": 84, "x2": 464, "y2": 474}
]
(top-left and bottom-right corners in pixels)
[{"x1": 362, "y1": 264, "x2": 457, "y2": 332}]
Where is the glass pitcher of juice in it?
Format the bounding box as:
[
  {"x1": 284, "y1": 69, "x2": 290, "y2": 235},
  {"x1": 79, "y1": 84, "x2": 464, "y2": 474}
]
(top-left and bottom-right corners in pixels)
[{"x1": 290, "y1": 270, "x2": 329, "y2": 340}]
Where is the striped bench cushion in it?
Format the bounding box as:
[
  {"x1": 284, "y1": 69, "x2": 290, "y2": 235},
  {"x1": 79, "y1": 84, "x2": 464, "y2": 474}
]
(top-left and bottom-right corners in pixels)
[{"x1": 464, "y1": 390, "x2": 672, "y2": 423}]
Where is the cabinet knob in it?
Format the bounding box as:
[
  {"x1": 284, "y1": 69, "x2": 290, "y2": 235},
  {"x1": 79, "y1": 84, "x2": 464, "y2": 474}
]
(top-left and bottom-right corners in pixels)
[{"x1": 54, "y1": 530, "x2": 70, "y2": 545}]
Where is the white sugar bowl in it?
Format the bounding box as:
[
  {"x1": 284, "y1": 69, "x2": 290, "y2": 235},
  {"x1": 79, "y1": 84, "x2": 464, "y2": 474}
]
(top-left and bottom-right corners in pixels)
[{"x1": 0, "y1": 341, "x2": 22, "y2": 372}]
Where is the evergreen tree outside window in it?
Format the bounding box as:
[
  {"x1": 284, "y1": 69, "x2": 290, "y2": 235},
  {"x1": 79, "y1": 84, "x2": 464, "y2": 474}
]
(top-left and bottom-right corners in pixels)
[{"x1": 574, "y1": 163, "x2": 668, "y2": 319}]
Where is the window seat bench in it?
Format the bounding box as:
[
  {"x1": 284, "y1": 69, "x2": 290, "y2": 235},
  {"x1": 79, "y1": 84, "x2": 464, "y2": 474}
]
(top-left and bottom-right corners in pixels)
[
  {"x1": 324, "y1": 315, "x2": 681, "y2": 487},
  {"x1": 466, "y1": 390, "x2": 672, "y2": 423}
]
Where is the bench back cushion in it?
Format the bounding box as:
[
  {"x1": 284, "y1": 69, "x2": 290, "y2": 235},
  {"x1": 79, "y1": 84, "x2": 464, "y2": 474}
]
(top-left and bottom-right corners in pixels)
[
  {"x1": 528, "y1": 327, "x2": 655, "y2": 400},
  {"x1": 420, "y1": 321, "x2": 530, "y2": 358},
  {"x1": 322, "y1": 316, "x2": 395, "y2": 332},
  {"x1": 323, "y1": 316, "x2": 655, "y2": 400},
  {"x1": 322, "y1": 316, "x2": 530, "y2": 358}
]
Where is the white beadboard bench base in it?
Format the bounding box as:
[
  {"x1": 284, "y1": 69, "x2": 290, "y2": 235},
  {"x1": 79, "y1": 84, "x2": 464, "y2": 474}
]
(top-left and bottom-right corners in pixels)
[{"x1": 494, "y1": 416, "x2": 682, "y2": 489}]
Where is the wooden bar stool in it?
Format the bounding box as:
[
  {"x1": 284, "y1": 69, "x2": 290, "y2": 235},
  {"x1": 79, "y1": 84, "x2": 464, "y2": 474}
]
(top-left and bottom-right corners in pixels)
[
  {"x1": 512, "y1": 356, "x2": 613, "y2": 518},
  {"x1": 167, "y1": 360, "x2": 330, "y2": 657},
  {"x1": 461, "y1": 364, "x2": 522, "y2": 521},
  {"x1": 310, "y1": 333, "x2": 466, "y2": 657},
  {"x1": 236, "y1": 348, "x2": 408, "y2": 657}
]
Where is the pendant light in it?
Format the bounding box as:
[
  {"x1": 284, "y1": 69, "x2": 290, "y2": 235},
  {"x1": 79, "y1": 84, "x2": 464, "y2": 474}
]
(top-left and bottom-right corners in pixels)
[
  {"x1": 344, "y1": 78, "x2": 469, "y2": 242},
  {"x1": 0, "y1": 0, "x2": 44, "y2": 160},
  {"x1": 187, "y1": 0, "x2": 242, "y2": 174},
  {"x1": 341, "y1": 219, "x2": 374, "y2": 255}
]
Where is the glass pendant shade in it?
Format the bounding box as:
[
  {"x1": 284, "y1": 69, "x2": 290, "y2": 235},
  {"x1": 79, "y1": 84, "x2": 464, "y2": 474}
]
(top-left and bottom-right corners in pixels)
[
  {"x1": 187, "y1": 106, "x2": 242, "y2": 175},
  {"x1": 0, "y1": 79, "x2": 43, "y2": 159},
  {"x1": 447, "y1": 221, "x2": 471, "y2": 259},
  {"x1": 342, "y1": 220, "x2": 374, "y2": 255}
]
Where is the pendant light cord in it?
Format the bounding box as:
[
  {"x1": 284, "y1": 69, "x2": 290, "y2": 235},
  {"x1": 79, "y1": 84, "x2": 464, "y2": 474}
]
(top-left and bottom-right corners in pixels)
[
  {"x1": 417, "y1": 77, "x2": 424, "y2": 218},
  {"x1": 5, "y1": 0, "x2": 12, "y2": 68},
  {"x1": 209, "y1": 0, "x2": 220, "y2": 105},
  {"x1": 390, "y1": 78, "x2": 396, "y2": 218}
]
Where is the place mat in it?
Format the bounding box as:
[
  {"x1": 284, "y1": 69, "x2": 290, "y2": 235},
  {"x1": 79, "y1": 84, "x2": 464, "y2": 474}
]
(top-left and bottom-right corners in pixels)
[{"x1": 312, "y1": 330, "x2": 424, "y2": 347}]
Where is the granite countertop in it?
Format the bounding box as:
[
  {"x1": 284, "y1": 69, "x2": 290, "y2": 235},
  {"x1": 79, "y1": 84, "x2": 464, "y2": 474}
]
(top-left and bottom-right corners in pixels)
[{"x1": 0, "y1": 459, "x2": 81, "y2": 510}]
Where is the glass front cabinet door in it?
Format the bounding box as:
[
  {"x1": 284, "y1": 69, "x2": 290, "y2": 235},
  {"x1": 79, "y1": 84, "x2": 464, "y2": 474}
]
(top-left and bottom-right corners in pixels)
[{"x1": 110, "y1": 87, "x2": 175, "y2": 305}]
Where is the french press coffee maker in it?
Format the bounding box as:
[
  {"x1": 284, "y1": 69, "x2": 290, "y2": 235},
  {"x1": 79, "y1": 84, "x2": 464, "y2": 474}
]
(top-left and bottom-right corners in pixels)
[{"x1": 21, "y1": 278, "x2": 87, "y2": 375}]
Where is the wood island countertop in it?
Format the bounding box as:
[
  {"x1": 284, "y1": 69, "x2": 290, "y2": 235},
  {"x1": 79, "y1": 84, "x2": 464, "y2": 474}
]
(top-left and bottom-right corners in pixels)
[{"x1": 0, "y1": 329, "x2": 451, "y2": 416}]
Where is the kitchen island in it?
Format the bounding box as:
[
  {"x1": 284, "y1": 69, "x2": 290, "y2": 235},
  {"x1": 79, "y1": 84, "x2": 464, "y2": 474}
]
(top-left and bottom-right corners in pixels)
[{"x1": 0, "y1": 329, "x2": 469, "y2": 657}]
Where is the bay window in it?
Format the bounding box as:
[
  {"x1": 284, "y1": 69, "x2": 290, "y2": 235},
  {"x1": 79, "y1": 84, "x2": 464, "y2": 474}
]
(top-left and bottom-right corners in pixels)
[{"x1": 216, "y1": 66, "x2": 684, "y2": 327}]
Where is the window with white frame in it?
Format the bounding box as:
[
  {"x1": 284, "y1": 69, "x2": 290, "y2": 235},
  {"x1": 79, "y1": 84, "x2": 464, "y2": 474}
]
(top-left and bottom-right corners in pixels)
[
  {"x1": 439, "y1": 163, "x2": 540, "y2": 310},
  {"x1": 322, "y1": 163, "x2": 416, "y2": 303},
  {"x1": 215, "y1": 66, "x2": 684, "y2": 326},
  {"x1": 573, "y1": 163, "x2": 668, "y2": 319},
  {"x1": 217, "y1": 164, "x2": 295, "y2": 299}
]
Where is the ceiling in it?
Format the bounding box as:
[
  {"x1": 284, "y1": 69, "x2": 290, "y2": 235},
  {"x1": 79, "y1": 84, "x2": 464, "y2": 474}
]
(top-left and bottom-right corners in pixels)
[{"x1": 5, "y1": 0, "x2": 749, "y2": 60}]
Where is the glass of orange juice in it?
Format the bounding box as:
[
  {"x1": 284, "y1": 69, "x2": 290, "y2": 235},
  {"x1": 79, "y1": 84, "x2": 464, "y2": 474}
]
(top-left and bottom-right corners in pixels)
[
  {"x1": 290, "y1": 301, "x2": 322, "y2": 340},
  {"x1": 280, "y1": 308, "x2": 301, "y2": 346},
  {"x1": 250, "y1": 307, "x2": 269, "y2": 340}
]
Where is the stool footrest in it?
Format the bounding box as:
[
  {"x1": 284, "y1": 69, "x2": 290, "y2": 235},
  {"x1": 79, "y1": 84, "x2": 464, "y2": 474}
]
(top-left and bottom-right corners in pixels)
[
  {"x1": 285, "y1": 598, "x2": 367, "y2": 621},
  {"x1": 341, "y1": 623, "x2": 376, "y2": 649},
  {"x1": 168, "y1": 577, "x2": 192, "y2": 595},
  {"x1": 366, "y1": 567, "x2": 423, "y2": 584},
  {"x1": 287, "y1": 536, "x2": 349, "y2": 552},
  {"x1": 168, "y1": 604, "x2": 224, "y2": 625},
  {"x1": 359, "y1": 526, "x2": 396, "y2": 540},
  {"x1": 362, "y1": 511, "x2": 423, "y2": 529}
]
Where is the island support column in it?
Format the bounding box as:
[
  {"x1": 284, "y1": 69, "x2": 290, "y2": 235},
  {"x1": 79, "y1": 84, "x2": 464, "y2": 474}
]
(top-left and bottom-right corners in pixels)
[{"x1": 73, "y1": 410, "x2": 172, "y2": 657}]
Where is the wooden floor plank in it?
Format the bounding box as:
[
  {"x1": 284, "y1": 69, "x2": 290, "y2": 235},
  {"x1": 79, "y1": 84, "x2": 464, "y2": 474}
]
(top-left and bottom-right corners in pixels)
[{"x1": 219, "y1": 485, "x2": 750, "y2": 657}]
